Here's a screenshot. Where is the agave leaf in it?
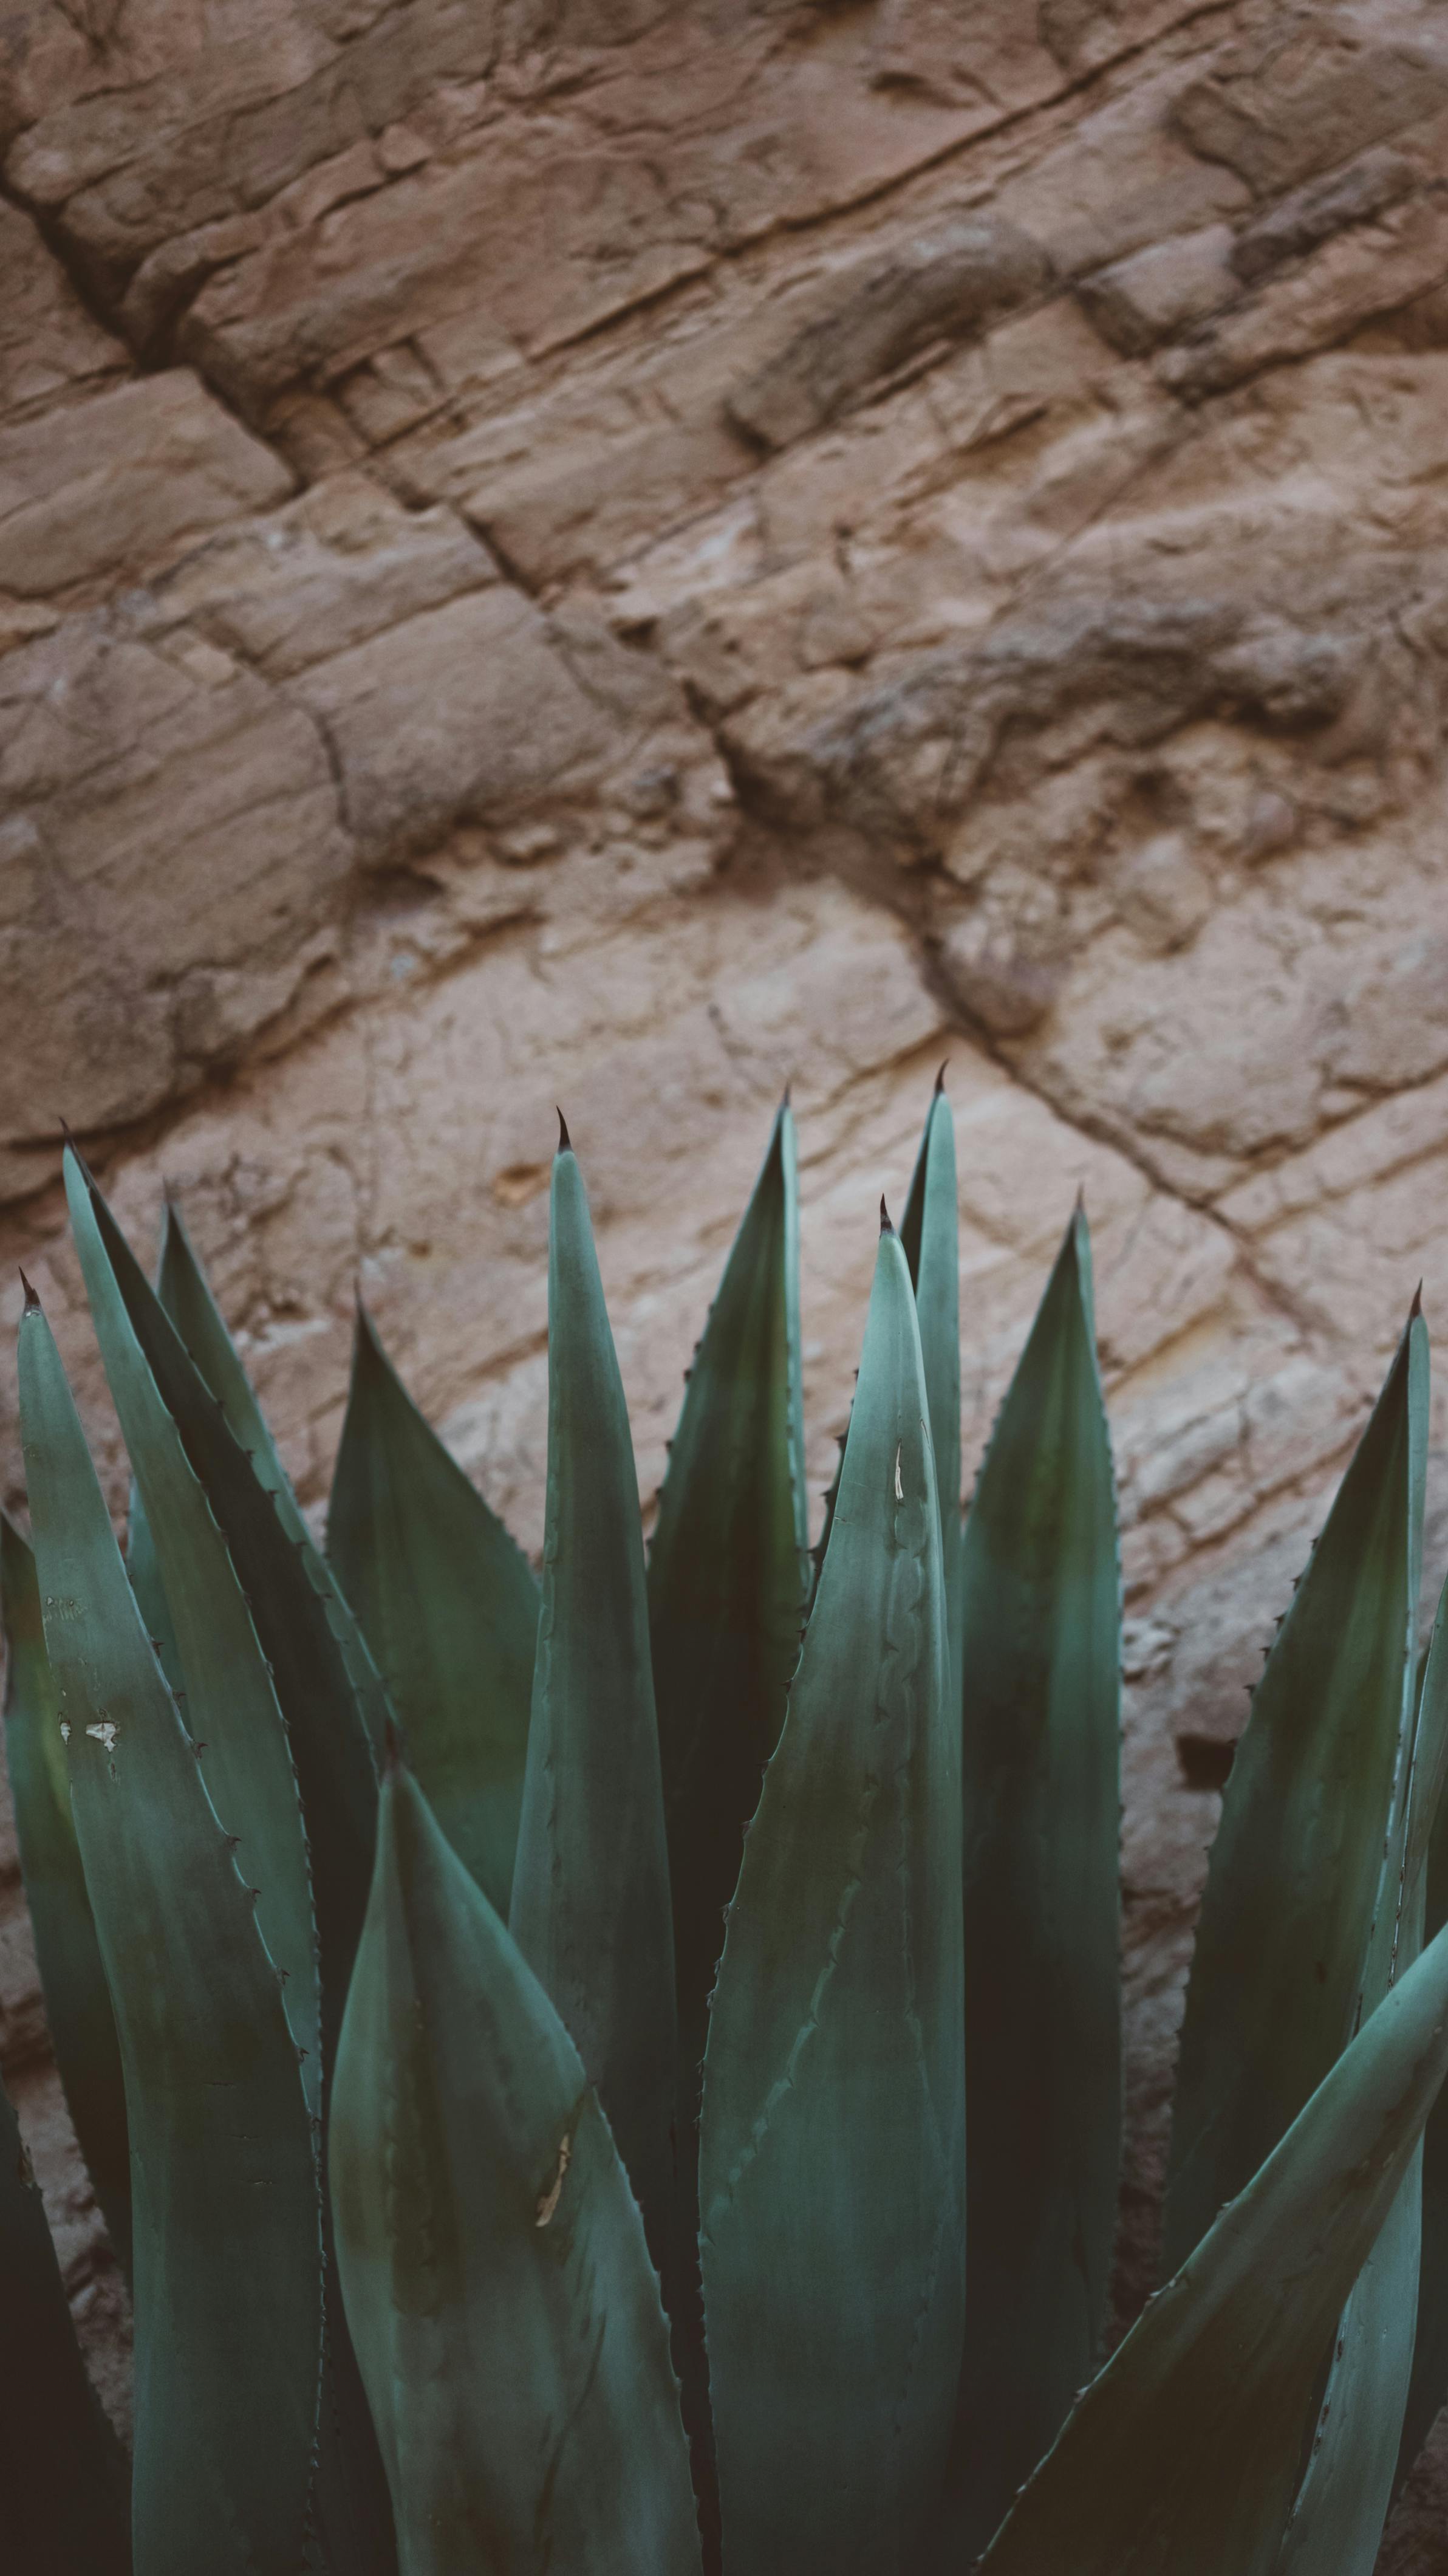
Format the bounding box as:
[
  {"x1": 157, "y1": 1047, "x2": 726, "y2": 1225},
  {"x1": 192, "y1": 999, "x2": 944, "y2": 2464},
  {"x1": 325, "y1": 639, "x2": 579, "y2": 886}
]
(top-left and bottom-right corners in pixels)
[
  {"x1": 937, "y1": 1204, "x2": 1121, "y2": 2558},
  {"x1": 18, "y1": 1290, "x2": 322, "y2": 2576},
  {"x1": 807, "y1": 1420, "x2": 850, "y2": 1606},
  {"x1": 328, "y1": 1304, "x2": 538, "y2": 1919},
  {"x1": 509, "y1": 1131, "x2": 677, "y2": 2265},
  {"x1": 1396, "y1": 1583, "x2": 1448, "y2": 2492},
  {"x1": 1276, "y1": 1555, "x2": 1448, "y2": 2571},
  {"x1": 646, "y1": 1098, "x2": 807, "y2": 2519},
  {"x1": 62, "y1": 1150, "x2": 395, "y2": 2573},
  {"x1": 156, "y1": 1199, "x2": 394, "y2": 1758},
  {"x1": 64, "y1": 1149, "x2": 376, "y2": 2080},
  {"x1": 64, "y1": 1156, "x2": 321, "y2": 2114},
  {"x1": 125, "y1": 1479, "x2": 182, "y2": 1695},
  {"x1": 0, "y1": 2064, "x2": 130, "y2": 2574},
  {"x1": 699, "y1": 1214, "x2": 965, "y2": 2576},
  {"x1": 1, "y1": 1508, "x2": 131, "y2": 2281},
  {"x1": 330, "y1": 1755, "x2": 704, "y2": 2576},
  {"x1": 899, "y1": 1068, "x2": 963, "y2": 1721},
  {"x1": 1164, "y1": 1304, "x2": 1427, "y2": 2283},
  {"x1": 155, "y1": 1205, "x2": 315, "y2": 1540},
  {"x1": 809, "y1": 1075, "x2": 961, "y2": 1622},
  {"x1": 977, "y1": 1915, "x2": 1448, "y2": 2576},
  {"x1": 125, "y1": 1231, "x2": 184, "y2": 1694},
  {"x1": 649, "y1": 1097, "x2": 807, "y2": 2112},
  {"x1": 1275, "y1": 1965, "x2": 1423, "y2": 2576}
]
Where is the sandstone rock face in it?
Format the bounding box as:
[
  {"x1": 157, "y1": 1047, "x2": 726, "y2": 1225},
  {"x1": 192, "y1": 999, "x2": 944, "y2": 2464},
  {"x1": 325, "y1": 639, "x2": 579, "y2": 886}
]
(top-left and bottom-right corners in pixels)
[{"x1": 1, "y1": 0, "x2": 1447, "y2": 2558}]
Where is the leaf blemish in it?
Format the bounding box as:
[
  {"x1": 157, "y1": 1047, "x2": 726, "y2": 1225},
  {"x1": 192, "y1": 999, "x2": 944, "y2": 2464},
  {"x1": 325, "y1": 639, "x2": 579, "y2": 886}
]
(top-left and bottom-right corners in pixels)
[
  {"x1": 535, "y1": 2131, "x2": 573, "y2": 2228},
  {"x1": 85, "y1": 1721, "x2": 117, "y2": 1752},
  {"x1": 893, "y1": 1444, "x2": 903, "y2": 1502}
]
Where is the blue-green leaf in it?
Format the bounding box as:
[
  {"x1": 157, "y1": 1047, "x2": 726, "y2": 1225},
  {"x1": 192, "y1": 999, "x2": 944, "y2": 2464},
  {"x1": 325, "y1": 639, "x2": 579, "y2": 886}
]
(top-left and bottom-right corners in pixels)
[
  {"x1": 63, "y1": 1151, "x2": 377, "y2": 2090},
  {"x1": 1, "y1": 1507, "x2": 131, "y2": 2282},
  {"x1": 1161, "y1": 1304, "x2": 1427, "y2": 2576},
  {"x1": 0, "y1": 2063, "x2": 130, "y2": 2573},
  {"x1": 64, "y1": 1156, "x2": 321, "y2": 2115},
  {"x1": 649, "y1": 1098, "x2": 807, "y2": 2103},
  {"x1": 699, "y1": 1214, "x2": 965, "y2": 2576},
  {"x1": 1396, "y1": 1579, "x2": 1448, "y2": 2491},
  {"x1": 646, "y1": 1100, "x2": 807, "y2": 2533},
  {"x1": 157, "y1": 1199, "x2": 394, "y2": 1759},
  {"x1": 330, "y1": 1755, "x2": 704, "y2": 2576},
  {"x1": 1165, "y1": 1306, "x2": 1427, "y2": 2278},
  {"x1": 125, "y1": 1479, "x2": 182, "y2": 1697},
  {"x1": 938, "y1": 1204, "x2": 1121, "y2": 2558},
  {"x1": 329, "y1": 1303, "x2": 538, "y2": 1919},
  {"x1": 61, "y1": 1152, "x2": 395, "y2": 2574},
  {"x1": 18, "y1": 1289, "x2": 322, "y2": 2576},
  {"x1": 978, "y1": 1916, "x2": 1448, "y2": 2576},
  {"x1": 900, "y1": 1068, "x2": 963, "y2": 1723},
  {"x1": 1277, "y1": 1559, "x2": 1448, "y2": 2572},
  {"x1": 509, "y1": 1131, "x2": 677, "y2": 2268}
]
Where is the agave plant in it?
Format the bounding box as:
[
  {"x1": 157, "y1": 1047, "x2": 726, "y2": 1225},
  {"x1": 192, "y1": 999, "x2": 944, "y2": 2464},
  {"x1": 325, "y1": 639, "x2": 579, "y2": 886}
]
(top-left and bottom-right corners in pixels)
[{"x1": 3, "y1": 1083, "x2": 1448, "y2": 2576}]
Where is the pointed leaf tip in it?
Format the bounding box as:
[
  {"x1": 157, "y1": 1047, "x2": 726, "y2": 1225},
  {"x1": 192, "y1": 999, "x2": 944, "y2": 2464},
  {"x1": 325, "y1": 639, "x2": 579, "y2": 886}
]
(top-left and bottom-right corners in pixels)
[
  {"x1": 879, "y1": 1194, "x2": 892, "y2": 1235},
  {"x1": 19, "y1": 1268, "x2": 39, "y2": 1310},
  {"x1": 58, "y1": 1117, "x2": 97, "y2": 1187},
  {"x1": 556, "y1": 1108, "x2": 572, "y2": 1154},
  {"x1": 935, "y1": 1059, "x2": 948, "y2": 1095},
  {"x1": 1411, "y1": 1280, "x2": 1424, "y2": 1322}
]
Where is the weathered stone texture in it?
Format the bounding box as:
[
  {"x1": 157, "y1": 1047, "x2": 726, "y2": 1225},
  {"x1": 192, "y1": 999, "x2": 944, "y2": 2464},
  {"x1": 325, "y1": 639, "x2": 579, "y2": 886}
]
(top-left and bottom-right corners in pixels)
[{"x1": 2, "y1": 0, "x2": 1448, "y2": 2560}]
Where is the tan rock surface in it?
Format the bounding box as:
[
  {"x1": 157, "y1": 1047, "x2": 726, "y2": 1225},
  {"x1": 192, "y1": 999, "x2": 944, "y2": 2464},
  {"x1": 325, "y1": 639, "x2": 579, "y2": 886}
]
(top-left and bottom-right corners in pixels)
[{"x1": 2, "y1": 0, "x2": 1448, "y2": 2559}]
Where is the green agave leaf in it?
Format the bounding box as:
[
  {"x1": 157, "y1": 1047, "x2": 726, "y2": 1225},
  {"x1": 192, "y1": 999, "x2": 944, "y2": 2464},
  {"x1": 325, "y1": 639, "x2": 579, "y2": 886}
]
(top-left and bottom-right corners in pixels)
[
  {"x1": 64, "y1": 1156, "x2": 321, "y2": 2115},
  {"x1": 806, "y1": 1420, "x2": 849, "y2": 1607},
  {"x1": 1277, "y1": 1549, "x2": 1448, "y2": 2571},
  {"x1": 125, "y1": 1479, "x2": 182, "y2": 1696},
  {"x1": 649, "y1": 1097, "x2": 807, "y2": 2116},
  {"x1": 330, "y1": 1755, "x2": 704, "y2": 2576},
  {"x1": 1, "y1": 1507, "x2": 131, "y2": 2281},
  {"x1": 899, "y1": 1067, "x2": 963, "y2": 1722},
  {"x1": 937, "y1": 1204, "x2": 1121, "y2": 2560},
  {"x1": 126, "y1": 1228, "x2": 185, "y2": 1697},
  {"x1": 18, "y1": 1289, "x2": 322, "y2": 2576},
  {"x1": 62, "y1": 1151, "x2": 395, "y2": 2574},
  {"x1": 809, "y1": 1073, "x2": 960, "y2": 1625},
  {"x1": 646, "y1": 1097, "x2": 807, "y2": 2521},
  {"x1": 328, "y1": 1304, "x2": 538, "y2": 1920},
  {"x1": 64, "y1": 1150, "x2": 377, "y2": 2082},
  {"x1": 1275, "y1": 1952, "x2": 1423, "y2": 2576},
  {"x1": 699, "y1": 1213, "x2": 965, "y2": 2576},
  {"x1": 0, "y1": 2063, "x2": 130, "y2": 2574},
  {"x1": 1165, "y1": 1304, "x2": 1427, "y2": 2283},
  {"x1": 156, "y1": 1199, "x2": 394, "y2": 1758},
  {"x1": 509, "y1": 1129, "x2": 678, "y2": 2266},
  {"x1": 1396, "y1": 1582, "x2": 1448, "y2": 2491},
  {"x1": 977, "y1": 1914, "x2": 1448, "y2": 2576}
]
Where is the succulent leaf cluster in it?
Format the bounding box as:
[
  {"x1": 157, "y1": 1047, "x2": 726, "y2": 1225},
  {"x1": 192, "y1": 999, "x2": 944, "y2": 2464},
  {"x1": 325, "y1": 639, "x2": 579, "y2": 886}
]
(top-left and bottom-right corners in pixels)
[{"x1": 3, "y1": 1089, "x2": 1448, "y2": 2576}]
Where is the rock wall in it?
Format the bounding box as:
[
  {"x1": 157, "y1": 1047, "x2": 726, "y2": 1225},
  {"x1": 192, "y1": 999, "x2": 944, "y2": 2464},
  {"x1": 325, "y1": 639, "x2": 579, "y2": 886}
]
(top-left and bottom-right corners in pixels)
[{"x1": 2, "y1": 0, "x2": 1448, "y2": 2557}]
